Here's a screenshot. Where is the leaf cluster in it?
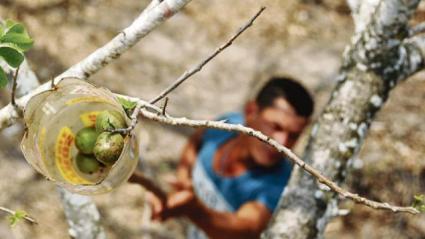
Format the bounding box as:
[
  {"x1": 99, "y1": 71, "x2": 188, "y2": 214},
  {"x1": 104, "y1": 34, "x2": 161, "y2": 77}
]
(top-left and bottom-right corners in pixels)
[{"x1": 0, "y1": 19, "x2": 34, "y2": 88}]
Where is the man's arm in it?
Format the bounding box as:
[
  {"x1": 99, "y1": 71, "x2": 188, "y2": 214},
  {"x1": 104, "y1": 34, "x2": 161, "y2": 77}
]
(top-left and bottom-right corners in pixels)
[
  {"x1": 176, "y1": 129, "x2": 204, "y2": 186},
  {"x1": 158, "y1": 189, "x2": 272, "y2": 239},
  {"x1": 188, "y1": 200, "x2": 271, "y2": 239}
]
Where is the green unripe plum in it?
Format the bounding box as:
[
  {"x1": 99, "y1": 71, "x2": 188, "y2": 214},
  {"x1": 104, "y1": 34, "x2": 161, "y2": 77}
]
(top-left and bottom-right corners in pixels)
[
  {"x1": 93, "y1": 132, "x2": 124, "y2": 165},
  {"x1": 75, "y1": 127, "x2": 98, "y2": 154},
  {"x1": 95, "y1": 110, "x2": 126, "y2": 133},
  {"x1": 75, "y1": 153, "x2": 102, "y2": 174}
]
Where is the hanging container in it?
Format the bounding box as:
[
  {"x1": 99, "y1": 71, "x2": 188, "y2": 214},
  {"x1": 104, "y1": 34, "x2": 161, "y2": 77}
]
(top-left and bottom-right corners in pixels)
[{"x1": 21, "y1": 78, "x2": 139, "y2": 195}]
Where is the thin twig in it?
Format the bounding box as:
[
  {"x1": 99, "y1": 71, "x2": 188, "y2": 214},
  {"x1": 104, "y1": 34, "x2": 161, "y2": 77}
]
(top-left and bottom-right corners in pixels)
[
  {"x1": 11, "y1": 66, "x2": 20, "y2": 106},
  {"x1": 136, "y1": 106, "x2": 419, "y2": 215},
  {"x1": 110, "y1": 101, "x2": 144, "y2": 135},
  {"x1": 0, "y1": 206, "x2": 37, "y2": 225},
  {"x1": 409, "y1": 22, "x2": 425, "y2": 36},
  {"x1": 149, "y1": 6, "x2": 266, "y2": 104},
  {"x1": 114, "y1": 6, "x2": 266, "y2": 135},
  {"x1": 161, "y1": 97, "x2": 169, "y2": 115},
  {"x1": 50, "y1": 77, "x2": 57, "y2": 90}
]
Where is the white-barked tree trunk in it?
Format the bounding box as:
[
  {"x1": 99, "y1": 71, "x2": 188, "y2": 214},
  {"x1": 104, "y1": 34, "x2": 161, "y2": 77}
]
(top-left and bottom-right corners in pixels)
[{"x1": 263, "y1": 1, "x2": 425, "y2": 238}]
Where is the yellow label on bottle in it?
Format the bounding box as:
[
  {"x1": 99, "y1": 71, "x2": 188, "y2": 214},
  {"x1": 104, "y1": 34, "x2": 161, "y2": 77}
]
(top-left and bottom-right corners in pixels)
[
  {"x1": 55, "y1": 127, "x2": 92, "y2": 185},
  {"x1": 65, "y1": 96, "x2": 113, "y2": 106},
  {"x1": 80, "y1": 111, "x2": 100, "y2": 127}
]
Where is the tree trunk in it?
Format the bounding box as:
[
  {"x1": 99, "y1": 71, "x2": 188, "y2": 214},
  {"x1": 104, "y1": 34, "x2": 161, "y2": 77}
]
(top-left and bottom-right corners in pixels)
[{"x1": 263, "y1": 1, "x2": 423, "y2": 238}]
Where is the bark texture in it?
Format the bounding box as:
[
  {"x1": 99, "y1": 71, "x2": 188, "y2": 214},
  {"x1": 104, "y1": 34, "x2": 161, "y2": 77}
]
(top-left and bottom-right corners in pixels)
[
  {"x1": 59, "y1": 188, "x2": 107, "y2": 239},
  {"x1": 262, "y1": 1, "x2": 423, "y2": 238}
]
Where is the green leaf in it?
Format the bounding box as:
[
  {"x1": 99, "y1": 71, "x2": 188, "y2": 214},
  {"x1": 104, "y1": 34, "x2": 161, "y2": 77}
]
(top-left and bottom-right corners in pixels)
[
  {"x1": 0, "y1": 43, "x2": 24, "y2": 68},
  {"x1": 0, "y1": 19, "x2": 33, "y2": 52},
  {"x1": 413, "y1": 194, "x2": 425, "y2": 212},
  {"x1": 117, "y1": 97, "x2": 137, "y2": 111},
  {"x1": 4, "y1": 20, "x2": 25, "y2": 35},
  {"x1": 1, "y1": 33, "x2": 33, "y2": 51},
  {"x1": 7, "y1": 210, "x2": 27, "y2": 227},
  {"x1": 0, "y1": 67, "x2": 7, "y2": 88}
]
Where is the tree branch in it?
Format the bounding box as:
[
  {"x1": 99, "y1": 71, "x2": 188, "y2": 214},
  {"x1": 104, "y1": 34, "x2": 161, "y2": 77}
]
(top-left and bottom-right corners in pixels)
[
  {"x1": 91, "y1": 92, "x2": 421, "y2": 215},
  {"x1": 119, "y1": 102, "x2": 417, "y2": 214},
  {"x1": 0, "y1": 0, "x2": 192, "y2": 131},
  {"x1": 0, "y1": 206, "x2": 37, "y2": 225},
  {"x1": 149, "y1": 6, "x2": 266, "y2": 104}
]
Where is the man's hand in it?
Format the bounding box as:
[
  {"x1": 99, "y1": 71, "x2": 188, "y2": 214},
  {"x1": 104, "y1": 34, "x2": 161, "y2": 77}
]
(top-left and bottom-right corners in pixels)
[
  {"x1": 147, "y1": 176, "x2": 198, "y2": 221},
  {"x1": 130, "y1": 173, "x2": 272, "y2": 239}
]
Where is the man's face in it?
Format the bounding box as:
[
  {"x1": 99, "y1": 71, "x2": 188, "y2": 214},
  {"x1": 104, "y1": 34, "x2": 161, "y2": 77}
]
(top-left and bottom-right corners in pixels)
[{"x1": 245, "y1": 97, "x2": 309, "y2": 167}]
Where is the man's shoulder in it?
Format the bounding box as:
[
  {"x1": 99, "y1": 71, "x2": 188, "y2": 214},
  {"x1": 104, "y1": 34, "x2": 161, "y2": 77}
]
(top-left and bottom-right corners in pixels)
[
  {"x1": 201, "y1": 112, "x2": 244, "y2": 143},
  {"x1": 217, "y1": 112, "x2": 244, "y2": 124}
]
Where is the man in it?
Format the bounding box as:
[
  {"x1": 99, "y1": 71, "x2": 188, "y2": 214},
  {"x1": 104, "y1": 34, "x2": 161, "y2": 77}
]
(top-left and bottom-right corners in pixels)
[{"x1": 131, "y1": 76, "x2": 314, "y2": 239}]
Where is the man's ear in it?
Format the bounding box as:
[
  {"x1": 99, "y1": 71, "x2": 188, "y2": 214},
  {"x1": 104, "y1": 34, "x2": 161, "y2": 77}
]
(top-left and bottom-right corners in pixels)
[{"x1": 244, "y1": 101, "x2": 259, "y2": 119}]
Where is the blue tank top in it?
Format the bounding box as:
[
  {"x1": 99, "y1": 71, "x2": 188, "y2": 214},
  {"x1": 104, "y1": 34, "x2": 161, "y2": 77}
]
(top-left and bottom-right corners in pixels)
[{"x1": 195, "y1": 112, "x2": 293, "y2": 212}]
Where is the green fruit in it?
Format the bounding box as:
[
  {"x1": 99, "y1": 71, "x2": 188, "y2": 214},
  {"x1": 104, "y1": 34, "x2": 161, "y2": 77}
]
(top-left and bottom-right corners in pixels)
[
  {"x1": 95, "y1": 110, "x2": 126, "y2": 133},
  {"x1": 75, "y1": 153, "x2": 102, "y2": 174},
  {"x1": 93, "y1": 132, "x2": 124, "y2": 165},
  {"x1": 75, "y1": 127, "x2": 98, "y2": 154}
]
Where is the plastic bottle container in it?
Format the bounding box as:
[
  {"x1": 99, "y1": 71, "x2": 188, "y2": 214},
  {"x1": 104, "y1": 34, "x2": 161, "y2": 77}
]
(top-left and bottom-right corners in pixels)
[{"x1": 21, "y1": 78, "x2": 139, "y2": 194}]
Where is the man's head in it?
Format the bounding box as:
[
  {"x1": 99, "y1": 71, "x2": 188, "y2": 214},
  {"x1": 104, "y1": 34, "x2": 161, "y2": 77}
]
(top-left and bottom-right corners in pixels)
[{"x1": 244, "y1": 76, "x2": 314, "y2": 167}]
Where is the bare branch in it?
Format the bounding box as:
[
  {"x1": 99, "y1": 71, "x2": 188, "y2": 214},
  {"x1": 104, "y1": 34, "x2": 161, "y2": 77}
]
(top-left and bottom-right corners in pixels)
[
  {"x1": 136, "y1": 106, "x2": 419, "y2": 214},
  {"x1": 161, "y1": 97, "x2": 169, "y2": 115},
  {"x1": 149, "y1": 6, "x2": 266, "y2": 104},
  {"x1": 0, "y1": 206, "x2": 37, "y2": 225},
  {"x1": 110, "y1": 101, "x2": 145, "y2": 135}
]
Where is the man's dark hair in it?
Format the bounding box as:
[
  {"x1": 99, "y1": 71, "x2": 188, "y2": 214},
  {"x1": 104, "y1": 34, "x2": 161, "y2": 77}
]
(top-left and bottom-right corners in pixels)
[{"x1": 255, "y1": 76, "x2": 314, "y2": 117}]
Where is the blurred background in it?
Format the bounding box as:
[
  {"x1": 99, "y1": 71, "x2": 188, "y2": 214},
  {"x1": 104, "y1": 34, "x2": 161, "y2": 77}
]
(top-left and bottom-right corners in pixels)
[{"x1": 0, "y1": 0, "x2": 424, "y2": 238}]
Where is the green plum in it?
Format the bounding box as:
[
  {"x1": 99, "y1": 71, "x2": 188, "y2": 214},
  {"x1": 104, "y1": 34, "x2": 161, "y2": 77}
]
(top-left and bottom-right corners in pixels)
[
  {"x1": 75, "y1": 127, "x2": 98, "y2": 154},
  {"x1": 75, "y1": 153, "x2": 102, "y2": 174},
  {"x1": 95, "y1": 110, "x2": 126, "y2": 133},
  {"x1": 93, "y1": 132, "x2": 124, "y2": 165}
]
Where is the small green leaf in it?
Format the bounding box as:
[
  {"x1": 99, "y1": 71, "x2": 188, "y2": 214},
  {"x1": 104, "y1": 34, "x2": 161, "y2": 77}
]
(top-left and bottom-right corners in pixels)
[
  {"x1": 7, "y1": 210, "x2": 27, "y2": 227},
  {"x1": 4, "y1": 20, "x2": 25, "y2": 35},
  {"x1": 413, "y1": 194, "x2": 425, "y2": 212},
  {"x1": 1, "y1": 33, "x2": 33, "y2": 51},
  {"x1": 0, "y1": 43, "x2": 24, "y2": 68},
  {"x1": 117, "y1": 97, "x2": 137, "y2": 111},
  {"x1": 0, "y1": 67, "x2": 7, "y2": 88}
]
